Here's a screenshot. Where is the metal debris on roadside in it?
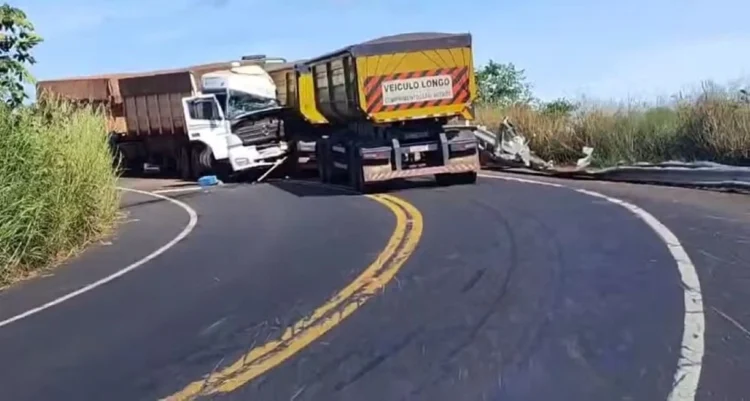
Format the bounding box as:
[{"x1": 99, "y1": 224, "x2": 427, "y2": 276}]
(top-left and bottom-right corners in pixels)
[{"x1": 464, "y1": 117, "x2": 593, "y2": 172}]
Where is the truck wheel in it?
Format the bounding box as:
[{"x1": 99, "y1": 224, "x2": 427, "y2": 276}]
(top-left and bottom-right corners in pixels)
[
  {"x1": 190, "y1": 148, "x2": 203, "y2": 180},
  {"x1": 435, "y1": 173, "x2": 451, "y2": 186},
  {"x1": 193, "y1": 146, "x2": 233, "y2": 182},
  {"x1": 199, "y1": 146, "x2": 215, "y2": 173},
  {"x1": 348, "y1": 146, "x2": 364, "y2": 193},
  {"x1": 178, "y1": 147, "x2": 192, "y2": 181},
  {"x1": 128, "y1": 158, "x2": 145, "y2": 176},
  {"x1": 315, "y1": 137, "x2": 330, "y2": 184},
  {"x1": 284, "y1": 141, "x2": 300, "y2": 178},
  {"x1": 455, "y1": 171, "x2": 478, "y2": 184},
  {"x1": 327, "y1": 141, "x2": 349, "y2": 185},
  {"x1": 435, "y1": 171, "x2": 477, "y2": 186},
  {"x1": 112, "y1": 145, "x2": 126, "y2": 174},
  {"x1": 316, "y1": 157, "x2": 327, "y2": 183}
]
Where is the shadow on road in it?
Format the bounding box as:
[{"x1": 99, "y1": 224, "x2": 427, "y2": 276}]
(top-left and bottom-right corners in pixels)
[
  {"x1": 267, "y1": 177, "x2": 442, "y2": 198},
  {"x1": 266, "y1": 180, "x2": 357, "y2": 197},
  {"x1": 118, "y1": 168, "x2": 181, "y2": 180}
]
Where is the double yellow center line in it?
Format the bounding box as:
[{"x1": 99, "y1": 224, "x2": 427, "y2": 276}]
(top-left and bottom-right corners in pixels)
[{"x1": 166, "y1": 193, "x2": 423, "y2": 400}]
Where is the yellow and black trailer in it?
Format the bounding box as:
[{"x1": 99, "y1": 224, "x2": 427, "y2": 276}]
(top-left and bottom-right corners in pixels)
[
  {"x1": 302, "y1": 32, "x2": 481, "y2": 191},
  {"x1": 265, "y1": 61, "x2": 330, "y2": 172}
]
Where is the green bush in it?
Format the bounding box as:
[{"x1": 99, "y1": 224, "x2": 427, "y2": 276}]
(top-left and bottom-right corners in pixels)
[{"x1": 0, "y1": 99, "x2": 120, "y2": 286}]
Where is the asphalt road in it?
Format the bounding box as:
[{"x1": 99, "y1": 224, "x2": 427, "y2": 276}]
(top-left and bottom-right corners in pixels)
[{"x1": 0, "y1": 174, "x2": 747, "y2": 401}]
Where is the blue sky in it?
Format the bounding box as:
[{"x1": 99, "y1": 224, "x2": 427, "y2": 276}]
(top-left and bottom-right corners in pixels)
[{"x1": 14, "y1": 0, "x2": 750, "y2": 101}]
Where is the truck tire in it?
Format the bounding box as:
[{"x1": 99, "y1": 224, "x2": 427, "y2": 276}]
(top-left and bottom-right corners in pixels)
[
  {"x1": 111, "y1": 144, "x2": 125, "y2": 173},
  {"x1": 315, "y1": 137, "x2": 330, "y2": 184},
  {"x1": 455, "y1": 171, "x2": 478, "y2": 184},
  {"x1": 284, "y1": 141, "x2": 301, "y2": 178},
  {"x1": 178, "y1": 147, "x2": 192, "y2": 181},
  {"x1": 348, "y1": 145, "x2": 365, "y2": 193},
  {"x1": 435, "y1": 171, "x2": 477, "y2": 186},
  {"x1": 190, "y1": 147, "x2": 204, "y2": 180},
  {"x1": 127, "y1": 157, "x2": 145, "y2": 176},
  {"x1": 327, "y1": 140, "x2": 349, "y2": 185}
]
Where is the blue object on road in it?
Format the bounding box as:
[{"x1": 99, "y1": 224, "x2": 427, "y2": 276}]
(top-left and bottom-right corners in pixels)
[{"x1": 198, "y1": 175, "x2": 219, "y2": 187}]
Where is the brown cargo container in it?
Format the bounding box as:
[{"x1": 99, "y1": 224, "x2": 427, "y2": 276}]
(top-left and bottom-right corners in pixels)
[
  {"x1": 37, "y1": 74, "x2": 134, "y2": 132},
  {"x1": 115, "y1": 63, "x2": 238, "y2": 177},
  {"x1": 36, "y1": 59, "x2": 275, "y2": 135},
  {"x1": 37, "y1": 77, "x2": 114, "y2": 102},
  {"x1": 37, "y1": 58, "x2": 291, "y2": 180},
  {"x1": 114, "y1": 58, "x2": 290, "y2": 178},
  {"x1": 118, "y1": 71, "x2": 194, "y2": 138},
  {"x1": 117, "y1": 59, "x2": 284, "y2": 138}
]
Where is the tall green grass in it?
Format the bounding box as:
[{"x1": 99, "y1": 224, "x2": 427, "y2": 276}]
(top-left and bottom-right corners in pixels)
[
  {"x1": 475, "y1": 85, "x2": 750, "y2": 167},
  {"x1": 0, "y1": 99, "x2": 120, "y2": 287}
]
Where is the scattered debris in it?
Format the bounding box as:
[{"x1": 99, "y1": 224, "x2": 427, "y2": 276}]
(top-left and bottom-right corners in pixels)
[
  {"x1": 255, "y1": 156, "x2": 287, "y2": 184},
  {"x1": 470, "y1": 117, "x2": 750, "y2": 193},
  {"x1": 459, "y1": 117, "x2": 592, "y2": 172},
  {"x1": 577, "y1": 146, "x2": 594, "y2": 170},
  {"x1": 198, "y1": 175, "x2": 221, "y2": 188}
]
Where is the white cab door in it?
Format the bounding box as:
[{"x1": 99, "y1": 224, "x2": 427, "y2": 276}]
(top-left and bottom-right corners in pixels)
[{"x1": 181, "y1": 94, "x2": 229, "y2": 140}]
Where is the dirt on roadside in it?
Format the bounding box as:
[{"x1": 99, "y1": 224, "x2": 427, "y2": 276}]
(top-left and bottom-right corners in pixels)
[{"x1": 117, "y1": 176, "x2": 196, "y2": 192}]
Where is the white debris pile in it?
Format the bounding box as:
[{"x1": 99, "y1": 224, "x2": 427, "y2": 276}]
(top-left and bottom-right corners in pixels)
[{"x1": 475, "y1": 117, "x2": 594, "y2": 172}]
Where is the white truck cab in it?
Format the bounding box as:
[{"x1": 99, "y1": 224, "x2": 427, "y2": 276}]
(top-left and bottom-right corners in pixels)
[{"x1": 181, "y1": 64, "x2": 288, "y2": 174}]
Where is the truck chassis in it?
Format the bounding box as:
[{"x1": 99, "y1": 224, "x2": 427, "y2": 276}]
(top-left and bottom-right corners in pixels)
[{"x1": 297, "y1": 120, "x2": 480, "y2": 192}]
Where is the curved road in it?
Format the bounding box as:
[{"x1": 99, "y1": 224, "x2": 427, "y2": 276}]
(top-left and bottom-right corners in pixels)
[{"x1": 0, "y1": 174, "x2": 748, "y2": 401}]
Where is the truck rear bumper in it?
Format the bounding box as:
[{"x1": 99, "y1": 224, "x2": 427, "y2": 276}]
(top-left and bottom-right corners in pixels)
[
  {"x1": 358, "y1": 131, "x2": 480, "y2": 183},
  {"x1": 362, "y1": 153, "x2": 479, "y2": 182}
]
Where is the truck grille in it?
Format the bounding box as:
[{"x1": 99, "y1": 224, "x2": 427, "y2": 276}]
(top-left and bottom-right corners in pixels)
[{"x1": 232, "y1": 117, "x2": 282, "y2": 147}]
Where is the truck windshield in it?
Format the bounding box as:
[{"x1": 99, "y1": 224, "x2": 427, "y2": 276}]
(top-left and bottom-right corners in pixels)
[{"x1": 227, "y1": 90, "x2": 278, "y2": 119}]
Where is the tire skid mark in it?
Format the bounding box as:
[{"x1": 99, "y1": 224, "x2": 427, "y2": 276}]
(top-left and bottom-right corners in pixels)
[
  {"x1": 403, "y1": 196, "x2": 564, "y2": 400},
  {"x1": 479, "y1": 173, "x2": 705, "y2": 401},
  {"x1": 164, "y1": 193, "x2": 424, "y2": 400}
]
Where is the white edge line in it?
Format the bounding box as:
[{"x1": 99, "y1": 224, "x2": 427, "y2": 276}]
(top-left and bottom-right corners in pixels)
[
  {"x1": 0, "y1": 187, "x2": 199, "y2": 329},
  {"x1": 479, "y1": 173, "x2": 705, "y2": 401},
  {"x1": 152, "y1": 186, "x2": 203, "y2": 194}
]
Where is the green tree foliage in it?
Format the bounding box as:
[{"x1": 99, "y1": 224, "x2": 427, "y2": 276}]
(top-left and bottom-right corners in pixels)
[
  {"x1": 475, "y1": 60, "x2": 534, "y2": 106},
  {"x1": 0, "y1": 3, "x2": 43, "y2": 108},
  {"x1": 541, "y1": 98, "x2": 578, "y2": 115}
]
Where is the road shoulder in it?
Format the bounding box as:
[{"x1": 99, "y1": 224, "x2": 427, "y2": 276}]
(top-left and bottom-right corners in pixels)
[{"x1": 0, "y1": 189, "x2": 195, "y2": 325}]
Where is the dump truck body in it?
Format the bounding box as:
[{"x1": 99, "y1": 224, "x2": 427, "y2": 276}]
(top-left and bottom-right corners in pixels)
[
  {"x1": 295, "y1": 32, "x2": 480, "y2": 190},
  {"x1": 119, "y1": 71, "x2": 195, "y2": 139},
  {"x1": 39, "y1": 59, "x2": 292, "y2": 180},
  {"x1": 113, "y1": 70, "x2": 205, "y2": 177},
  {"x1": 117, "y1": 60, "x2": 279, "y2": 139},
  {"x1": 36, "y1": 75, "x2": 129, "y2": 132},
  {"x1": 263, "y1": 62, "x2": 325, "y2": 172},
  {"x1": 307, "y1": 32, "x2": 476, "y2": 124},
  {"x1": 117, "y1": 62, "x2": 287, "y2": 178},
  {"x1": 266, "y1": 62, "x2": 298, "y2": 110}
]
